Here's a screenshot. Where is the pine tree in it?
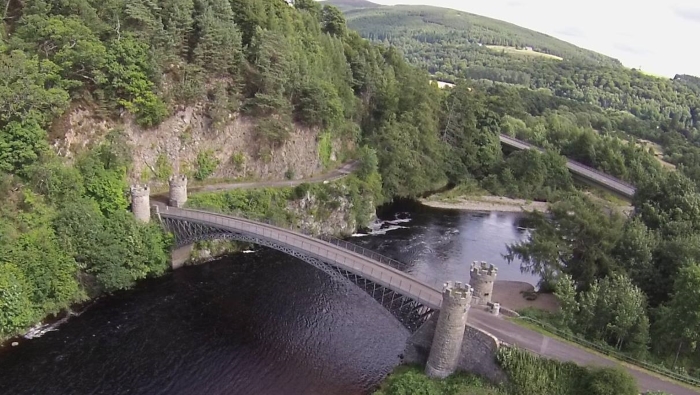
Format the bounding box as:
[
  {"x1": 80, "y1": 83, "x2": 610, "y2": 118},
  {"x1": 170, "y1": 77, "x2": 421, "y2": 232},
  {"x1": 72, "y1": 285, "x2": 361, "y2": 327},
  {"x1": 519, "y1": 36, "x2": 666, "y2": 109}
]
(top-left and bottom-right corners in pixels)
[
  {"x1": 192, "y1": 0, "x2": 242, "y2": 77},
  {"x1": 159, "y1": 0, "x2": 194, "y2": 60}
]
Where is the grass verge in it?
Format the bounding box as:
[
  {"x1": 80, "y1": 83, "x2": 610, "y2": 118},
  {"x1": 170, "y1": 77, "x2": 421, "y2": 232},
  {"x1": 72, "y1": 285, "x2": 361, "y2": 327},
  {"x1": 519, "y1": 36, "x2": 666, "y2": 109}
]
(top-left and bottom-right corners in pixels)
[{"x1": 507, "y1": 316, "x2": 700, "y2": 391}]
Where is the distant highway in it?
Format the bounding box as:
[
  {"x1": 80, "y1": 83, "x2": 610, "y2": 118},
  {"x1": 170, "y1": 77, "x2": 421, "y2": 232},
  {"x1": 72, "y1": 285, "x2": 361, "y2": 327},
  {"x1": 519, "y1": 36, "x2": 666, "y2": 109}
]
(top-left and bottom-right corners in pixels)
[{"x1": 499, "y1": 134, "x2": 636, "y2": 200}]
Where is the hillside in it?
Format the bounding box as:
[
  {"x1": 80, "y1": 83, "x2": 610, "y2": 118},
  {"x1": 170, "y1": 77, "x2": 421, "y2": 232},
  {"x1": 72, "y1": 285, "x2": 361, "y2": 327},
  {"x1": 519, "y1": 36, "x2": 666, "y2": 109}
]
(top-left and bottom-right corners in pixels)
[
  {"x1": 324, "y1": 1, "x2": 620, "y2": 65},
  {"x1": 325, "y1": 1, "x2": 700, "y2": 159},
  {"x1": 320, "y1": 0, "x2": 379, "y2": 11}
]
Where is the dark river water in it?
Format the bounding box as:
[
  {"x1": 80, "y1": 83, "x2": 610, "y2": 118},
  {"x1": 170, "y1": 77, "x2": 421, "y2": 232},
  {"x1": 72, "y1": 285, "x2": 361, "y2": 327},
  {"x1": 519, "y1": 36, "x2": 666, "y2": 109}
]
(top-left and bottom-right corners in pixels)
[{"x1": 0, "y1": 204, "x2": 534, "y2": 395}]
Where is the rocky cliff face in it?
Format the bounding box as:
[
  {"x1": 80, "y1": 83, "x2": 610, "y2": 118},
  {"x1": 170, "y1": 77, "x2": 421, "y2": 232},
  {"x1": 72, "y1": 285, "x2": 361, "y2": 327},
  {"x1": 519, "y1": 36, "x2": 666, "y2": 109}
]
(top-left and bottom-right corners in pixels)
[
  {"x1": 53, "y1": 104, "x2": 341, "y2": 184},
  {"x1": 289, "y1": 185, "x2": 373, "y2": 237}
]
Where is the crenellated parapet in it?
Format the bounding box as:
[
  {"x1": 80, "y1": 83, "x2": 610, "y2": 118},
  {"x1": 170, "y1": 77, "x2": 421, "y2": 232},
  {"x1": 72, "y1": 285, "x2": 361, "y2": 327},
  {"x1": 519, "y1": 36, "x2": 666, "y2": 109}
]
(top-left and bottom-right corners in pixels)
[
  {"x1": 425, "y1": 281, "x2": 472, "y2": 378},
  {"x1": 168, "y1": 175, "x2": 188, "y2": 208},
  {"x1": 130, "y1": 185, "x2": 151, "y2": 222},
  {"x1": 470, "y1": 261, "x2": 497, "y2": 305},
  {"x1": 442, "y1": 281, "x2": 472, "y2": 305}
]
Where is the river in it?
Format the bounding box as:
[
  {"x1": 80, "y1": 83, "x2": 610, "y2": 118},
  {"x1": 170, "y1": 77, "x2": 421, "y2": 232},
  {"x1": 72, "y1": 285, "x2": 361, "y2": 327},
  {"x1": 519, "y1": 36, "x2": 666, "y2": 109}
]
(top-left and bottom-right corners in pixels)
[{"x1": 0, "y1": 204, "x2": 535, "y2": 395}]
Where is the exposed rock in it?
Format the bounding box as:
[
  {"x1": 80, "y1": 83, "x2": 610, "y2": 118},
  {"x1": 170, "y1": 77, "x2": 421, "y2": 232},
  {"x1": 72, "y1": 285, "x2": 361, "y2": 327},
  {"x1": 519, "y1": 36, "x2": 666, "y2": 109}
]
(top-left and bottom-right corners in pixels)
[{"x1": 53, "y1": 105, "x2": 344, "y2": 184}]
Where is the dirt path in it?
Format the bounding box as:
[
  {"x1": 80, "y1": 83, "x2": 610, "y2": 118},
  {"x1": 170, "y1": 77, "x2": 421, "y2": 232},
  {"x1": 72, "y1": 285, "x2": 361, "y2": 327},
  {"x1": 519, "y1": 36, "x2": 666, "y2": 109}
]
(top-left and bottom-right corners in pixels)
[
  {"x1": 151, "y1": 161, "x2": 358, "y2": 203},
  {"x1": 192, "y1": 161, "x2": 358, "y2": 193}
]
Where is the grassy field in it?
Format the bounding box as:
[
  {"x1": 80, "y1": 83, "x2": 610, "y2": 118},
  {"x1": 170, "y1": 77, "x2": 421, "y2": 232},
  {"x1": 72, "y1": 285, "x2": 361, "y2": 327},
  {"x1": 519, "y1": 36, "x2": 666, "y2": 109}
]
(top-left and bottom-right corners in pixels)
[
  {"x1": 617, "y1": 135, "x2": 677, "y2": 169},
  {"x1": 636, "y1": 68, "x2": 669, "y2": 80},
  {"x1": 431, "y1": 80, "x2": 456, "y2": 89},
  {"x1": 486, "y1": 45, "x2": 563, "y2": 60}
]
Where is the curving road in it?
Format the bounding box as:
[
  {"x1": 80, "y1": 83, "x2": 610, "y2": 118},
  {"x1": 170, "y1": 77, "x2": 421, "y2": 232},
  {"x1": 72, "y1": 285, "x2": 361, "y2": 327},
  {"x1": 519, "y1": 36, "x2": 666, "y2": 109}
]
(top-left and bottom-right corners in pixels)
[
  {"x1": 469, "y1": 308, "x2": 698, "y2": 395},
  {"x1": 158, "y1": 206, "x2": 697, "y2": 394},
  {"x1": 499, "y1": 134, "x2": 636, "y2": 199}
]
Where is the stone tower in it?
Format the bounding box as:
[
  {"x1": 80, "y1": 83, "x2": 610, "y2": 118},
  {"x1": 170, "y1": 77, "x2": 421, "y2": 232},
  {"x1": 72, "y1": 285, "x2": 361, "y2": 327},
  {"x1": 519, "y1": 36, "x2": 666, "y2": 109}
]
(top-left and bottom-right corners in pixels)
[
  {"x1": 169, "y1": 175, "x2": 188, "y2": 208},
  {"x1": 425, "y1": 281, "x2": 472, "y2": 379},
  {"x1": 130, "y1": 185, "x2": 151, "y2": 223},
  {"x1": 470, "y1": 261, "x2": 498, "y2": 305}
]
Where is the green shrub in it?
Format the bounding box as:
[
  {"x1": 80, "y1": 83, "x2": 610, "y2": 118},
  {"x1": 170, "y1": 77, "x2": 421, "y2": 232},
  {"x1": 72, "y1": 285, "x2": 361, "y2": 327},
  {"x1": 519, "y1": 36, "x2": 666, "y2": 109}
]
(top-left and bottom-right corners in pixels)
[
  {"x1": 154, "y1": 154, "x2": 172, "y2": 181},
  {"x1": 373, "y1": 366, "x2": 504, "y2": 395},
  {"x1": 496, "y1": 347, "x2": 638, "y2": 395},
  {"x1": 285, "y1": 168, "x2": 295, "y2": 180},
  {"x1": 255, "y1": 118, "x2": 291, "y2": 147},
  {"x1": 585, "y1": 367, "x2": 638, "y2": 395},
  {"x1": 294, "y1": 183, "x2": 311, "y2": 199},
  {"x1": 230, "y1": 152, "x2": 246, "y2": 172},
  {"x1": 187, "y1": 187, "x2": 295, "y2": 226},
  {"x1": 194, "y1": 150, "x2": 220, "y2": 181},
  {"x1": 318, "y1": 132, "x2": 333, "y2": 168}
]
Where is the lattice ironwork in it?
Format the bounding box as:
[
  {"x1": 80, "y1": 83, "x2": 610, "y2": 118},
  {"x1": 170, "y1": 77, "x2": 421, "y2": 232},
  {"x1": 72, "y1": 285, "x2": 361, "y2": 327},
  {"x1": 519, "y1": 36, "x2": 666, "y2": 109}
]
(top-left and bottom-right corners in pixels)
[
  {"x1": 160, "y1": 216, "x2": 435, "y2": 331},
  {"x1": 329, "y1": 267, "x2": 436, "y2": 331}
]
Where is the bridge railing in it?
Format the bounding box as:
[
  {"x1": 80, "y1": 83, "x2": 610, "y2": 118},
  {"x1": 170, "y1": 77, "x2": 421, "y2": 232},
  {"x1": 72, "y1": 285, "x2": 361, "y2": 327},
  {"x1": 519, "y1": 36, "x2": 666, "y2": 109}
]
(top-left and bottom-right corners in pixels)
[
  {"x1": 499, "y1": 134, "x2": 636, "y2": 190},
  {"x1": 316, "y1": 235, "x2": 408, "y2": 271}
]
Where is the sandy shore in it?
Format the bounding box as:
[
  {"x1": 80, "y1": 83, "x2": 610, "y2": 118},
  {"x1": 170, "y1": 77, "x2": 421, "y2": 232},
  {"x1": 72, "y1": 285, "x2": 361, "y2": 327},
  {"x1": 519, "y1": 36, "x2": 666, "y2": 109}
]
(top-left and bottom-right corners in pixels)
[
  {"x1": 420, "y1": 195, "x2": 549, "y2": 213},
  {"x1": 492, "y1": 281, "x2": 559, "y2": 313}
]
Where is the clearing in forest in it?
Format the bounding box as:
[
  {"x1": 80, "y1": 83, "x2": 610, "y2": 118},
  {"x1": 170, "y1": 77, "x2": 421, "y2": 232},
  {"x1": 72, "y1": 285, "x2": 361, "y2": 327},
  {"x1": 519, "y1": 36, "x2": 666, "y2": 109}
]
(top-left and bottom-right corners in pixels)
[{"x1": 486, "y1": 45, "x2": 563, "y2": 60}]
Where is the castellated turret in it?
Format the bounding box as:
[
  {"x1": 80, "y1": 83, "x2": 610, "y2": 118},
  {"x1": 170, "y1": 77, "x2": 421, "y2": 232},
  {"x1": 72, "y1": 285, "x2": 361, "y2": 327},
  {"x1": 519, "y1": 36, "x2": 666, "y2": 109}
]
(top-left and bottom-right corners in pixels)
[
  {"x1": 130, "y1": 185, "x2": 151, "y2": 223},
  {"x1": 425, "y1": 281, "x2": 472, "y2": 379},
  {"x1": 469, "y1": 261, "x2": 497, "y2": 305},
  {"x1": 168, "y1": 175, "x2": 188, "y2": 208}
]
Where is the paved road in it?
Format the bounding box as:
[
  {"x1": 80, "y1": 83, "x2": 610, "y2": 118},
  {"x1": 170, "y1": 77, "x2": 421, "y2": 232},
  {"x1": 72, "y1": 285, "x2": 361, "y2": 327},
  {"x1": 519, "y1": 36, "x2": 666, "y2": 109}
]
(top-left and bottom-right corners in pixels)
[
  {"x1": 191, "y1": 161, "x2": 358, "y2": 193},
  {"x1": 469, "y1": 308, "x2": 699, "y2": 395},
  {"x1": 499, "y1": 134, "x2": 636, "y2": 199}
]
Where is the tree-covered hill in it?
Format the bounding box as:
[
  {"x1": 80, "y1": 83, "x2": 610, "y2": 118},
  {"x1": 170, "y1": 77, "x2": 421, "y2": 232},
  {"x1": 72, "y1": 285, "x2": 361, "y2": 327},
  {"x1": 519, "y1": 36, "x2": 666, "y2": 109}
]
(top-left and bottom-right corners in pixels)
[
  {"x1": 325, "y1": 1, "x2": 621, "y2": 65},
  {"x1": 326, "y1": 1, "x2": 700, "y2": 170}
]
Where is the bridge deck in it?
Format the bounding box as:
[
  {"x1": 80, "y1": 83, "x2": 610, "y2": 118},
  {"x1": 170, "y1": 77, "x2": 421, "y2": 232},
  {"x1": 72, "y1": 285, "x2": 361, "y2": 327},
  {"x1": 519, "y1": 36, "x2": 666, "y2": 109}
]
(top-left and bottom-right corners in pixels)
[
  {"x1": 499, "y1": 134, "x2": 636, "y2": 199},
  {"x1": 157, "y1": 206, "x2": 444, "y2": 310}
]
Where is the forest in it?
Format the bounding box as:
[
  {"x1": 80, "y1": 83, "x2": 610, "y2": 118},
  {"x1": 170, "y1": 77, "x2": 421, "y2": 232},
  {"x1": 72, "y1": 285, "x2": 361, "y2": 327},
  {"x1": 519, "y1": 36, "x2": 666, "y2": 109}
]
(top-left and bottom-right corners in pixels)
[{"x1": 0, "y1": 0, "x2": 700, "y2": 384}]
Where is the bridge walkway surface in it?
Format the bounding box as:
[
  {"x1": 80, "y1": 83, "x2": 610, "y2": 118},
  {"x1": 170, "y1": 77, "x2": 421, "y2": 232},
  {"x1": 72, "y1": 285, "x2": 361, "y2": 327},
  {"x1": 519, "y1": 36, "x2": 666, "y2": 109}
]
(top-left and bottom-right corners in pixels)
[
  {"x1": 499, "y1": 134, "x2": 637, "y2": 199},
  {"x1": 157, "y1": 206, "x2": 697, "y2": 394}
]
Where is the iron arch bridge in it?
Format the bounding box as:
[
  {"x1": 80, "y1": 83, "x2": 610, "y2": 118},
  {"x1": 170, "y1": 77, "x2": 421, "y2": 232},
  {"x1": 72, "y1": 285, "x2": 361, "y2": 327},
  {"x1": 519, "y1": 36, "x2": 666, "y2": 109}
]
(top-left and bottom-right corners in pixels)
[{"x1": 156, "y1": 206, "x2": 441, "y2": 332}]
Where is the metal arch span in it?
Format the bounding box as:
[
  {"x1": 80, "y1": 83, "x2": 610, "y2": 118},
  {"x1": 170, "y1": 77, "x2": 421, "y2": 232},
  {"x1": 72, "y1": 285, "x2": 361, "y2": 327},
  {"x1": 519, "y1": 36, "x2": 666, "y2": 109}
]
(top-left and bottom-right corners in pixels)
[{"x1": 157, "y1": 206, "x2": 440, "y2": 331}]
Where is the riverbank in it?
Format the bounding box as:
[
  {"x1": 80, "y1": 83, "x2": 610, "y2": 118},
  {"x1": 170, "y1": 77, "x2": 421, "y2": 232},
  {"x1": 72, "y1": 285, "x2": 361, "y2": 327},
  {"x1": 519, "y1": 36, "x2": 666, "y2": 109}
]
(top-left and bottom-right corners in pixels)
[{"x1": 420, "y1": 195, "x2": 549, "y2": 213}]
